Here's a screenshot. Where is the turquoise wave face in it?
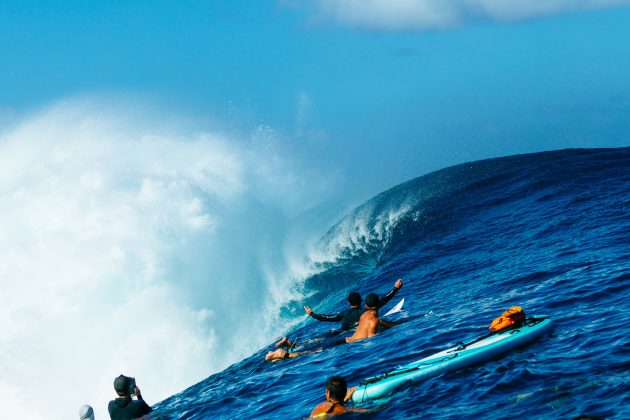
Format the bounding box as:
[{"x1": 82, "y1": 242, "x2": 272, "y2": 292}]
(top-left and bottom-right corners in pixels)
[{"x1": 156, "y1": 147, "x2": 630, "y2": 419}]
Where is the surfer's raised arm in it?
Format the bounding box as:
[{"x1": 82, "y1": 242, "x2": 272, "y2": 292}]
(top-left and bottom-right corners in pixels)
[
  {"x1": 305, "y1": 280, "x2": 403, "y2": 331},
  {"x1": 378, "y1": 278, "x2": 403, "y2": 309},
  {"x1": 304, "y1": 291, "x2": 364, "y2": 330},
  {"x1": 304, "y1": 306, "x2": 345, "y2": 322}
]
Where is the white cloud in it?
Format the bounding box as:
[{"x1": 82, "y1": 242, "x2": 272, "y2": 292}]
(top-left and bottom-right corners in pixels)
[{"x1": 312, "y1": 0, "x2": 630, "y2": 30}]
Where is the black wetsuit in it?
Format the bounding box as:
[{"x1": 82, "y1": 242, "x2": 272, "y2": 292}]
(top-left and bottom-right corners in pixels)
[
  {"x1": 108, "y1": 396, "x2": 152, "y2": 420},
  {"x1": 309, "y1": 286, "x2": 401, "y2": 330}
]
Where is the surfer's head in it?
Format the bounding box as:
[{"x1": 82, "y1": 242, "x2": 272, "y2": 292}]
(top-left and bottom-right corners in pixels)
[
  {"x1": 326, "y1": 376, "x2": 347, "y2": 403},
  {"x1": 347, "y1": 292, "x2": 362, "y2": 307},
  {"x1": 365, "y1": 293, "x2": 379, "y2": 309}
]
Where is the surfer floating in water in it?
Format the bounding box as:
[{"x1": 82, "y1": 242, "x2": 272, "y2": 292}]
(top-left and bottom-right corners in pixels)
[
  {"x1": 265, "y1": 293, "x2": 401, "y2": 361},
  {"x1": 304, "y1": 279, "x2": 403, "y2": 331},
  {"x1": 264, "y1": 334, "x2": 338, "y2": 362},
  {"x1": 345, "y1": 293, "x2": 398, "y2": 342},
  {"x1": 309, "y1": 376, "x2": 357, "y2": 418}
]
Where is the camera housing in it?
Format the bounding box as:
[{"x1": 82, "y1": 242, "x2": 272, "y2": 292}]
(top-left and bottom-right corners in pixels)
[{"x1": 128, "y1": 377, "x2": 136, "y2": 396}]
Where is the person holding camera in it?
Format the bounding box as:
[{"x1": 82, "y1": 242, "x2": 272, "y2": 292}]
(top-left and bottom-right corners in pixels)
[{"x1": 108, "y1": 374, "x2": 152, "y2": 420}]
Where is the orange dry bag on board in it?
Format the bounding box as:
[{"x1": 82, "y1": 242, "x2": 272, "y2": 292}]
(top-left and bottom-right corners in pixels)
[{"x1": 489, "y1": 306, "x2": 526, "y2": 331}]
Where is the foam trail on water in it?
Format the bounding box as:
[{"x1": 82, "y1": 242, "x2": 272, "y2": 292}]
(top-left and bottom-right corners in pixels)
[{"x1": 0, "y1": 97, "x2": 338, "y2": 419}]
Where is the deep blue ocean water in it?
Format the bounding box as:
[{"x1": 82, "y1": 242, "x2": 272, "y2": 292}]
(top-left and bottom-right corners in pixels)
[{"x1": 155, "y1": 148, "x2": 629, "y2": 419}]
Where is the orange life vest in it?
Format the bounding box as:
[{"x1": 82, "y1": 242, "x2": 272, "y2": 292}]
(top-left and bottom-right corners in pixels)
[{"x1": 489, "y1": 306, "x2": 526, "y2": 331}]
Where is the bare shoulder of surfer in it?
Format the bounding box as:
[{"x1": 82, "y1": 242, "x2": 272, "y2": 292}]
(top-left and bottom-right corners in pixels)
[
  {"x1": 303, "y1": 278, "x2": 404, "y2": 331},
  {"x1": 308, "y1": 376, "x2": 354, "y2": 418},
  {"x1": 345, "y1": 293, "x2": 397, "y2": 343}
]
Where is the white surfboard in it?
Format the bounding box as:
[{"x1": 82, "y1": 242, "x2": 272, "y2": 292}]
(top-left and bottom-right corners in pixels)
[{"x1": 383, "y1": 298, "x2": 405, "y2": 316}]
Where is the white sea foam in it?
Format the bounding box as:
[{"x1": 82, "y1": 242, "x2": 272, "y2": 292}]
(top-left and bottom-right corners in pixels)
[
  {"x1": 311, "y1": 198, "x2": 414, "y2": 267},
  {"x1": 0, "y1": 97, "x2": 339, "y2": 419}
]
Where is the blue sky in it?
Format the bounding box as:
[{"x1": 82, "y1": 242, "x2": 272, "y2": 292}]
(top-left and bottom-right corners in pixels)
[{"x1": 2, "y1": 1, "x2": 630, "y2": 198}]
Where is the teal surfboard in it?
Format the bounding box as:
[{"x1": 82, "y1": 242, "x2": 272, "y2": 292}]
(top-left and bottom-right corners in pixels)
[{"x1": 351, "y1": 317, "x2": 553, "y2": 403}]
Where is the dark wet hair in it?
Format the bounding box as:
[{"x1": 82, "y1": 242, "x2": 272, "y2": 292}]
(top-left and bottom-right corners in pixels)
[
  {"x1": 365, "y1": 293, "x2": 379, "y2": 309},
  {"x1": 347, "y1": 291, "x2": 362, "y2": 306},
  {"x1": 326, "y1": 376, "x2": 347, "y2": 402}
]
